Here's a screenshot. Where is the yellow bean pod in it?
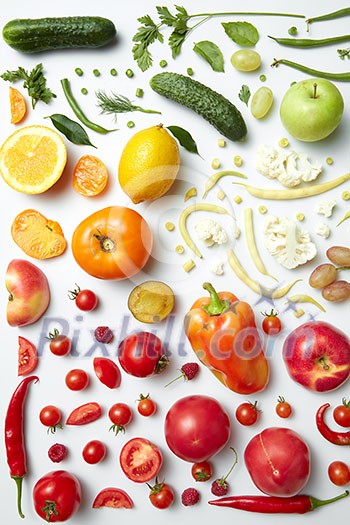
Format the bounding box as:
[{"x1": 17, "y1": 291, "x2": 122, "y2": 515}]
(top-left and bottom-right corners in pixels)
[
  {"x1": 286, "y1": 294, "x2": 326, "y2": 312},
  {"x1": 203, "y1": 170, "x2": 247, "y2": 199}
]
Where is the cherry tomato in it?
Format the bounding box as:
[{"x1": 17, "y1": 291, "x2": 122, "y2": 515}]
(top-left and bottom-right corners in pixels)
[
  {"x1": 82, "y1": 440, "x2": 107, "y2": 464},
  {"x1": 92, "y1": 488, "x2": 133, "y2": 509},
  {"x1": 149, "y1": 481, "x2": 175, "y2": 510},
  {"x1": 328, "y1": 461, "x2": 350, "y2": 486},
  {"x1": 69, "y1": 285, "x2": 98, "y2": 311},
  {"x1": 333, "y1": 399, "x2": 350, "y2": 428},
  {"x1": 191, "y1": 461, "x2": 213, "y2": 482},
  {"x1": 262, "y1": 309, "x2": 282, "y2": 336},
  {"x1": 39, "y1": 405, "x2": 62, "y2": 433},
  {"x1": 235, "y1": 401, "x2": 260, "y2": 426},
  {"x1": 120, "y1": 437, "x2": 163, "y2": 483},
  {"x1": 65, "y1": 369, "x2": 89, "y2": 391},
  {"x1": 276, "y1": 396, "x2": 293, "y2": 419},
  {"x1": 71, "y1": 206, "x2": 153, "y2": 280},
  {"x1": 48, "y1": 329, "x2": 71, "y2": 357},
  {"x1": 118, "y1": 332, "x2": 168, "y2": 378},
  {"x1": 93, "y1": 357, "x2": 121, "y2": 389},
  {"x1": 66, "y1": 402, "x2": 102, "y2": 426},
  {"x1": 137, "y1": 394, "x2": 157, "y2": 417},
  {"x1": 18, "y1": 336, "x2": 38, "y2": 376},
  {"x1": 108, "y1": 403, "x2": 133, "y2": 435},
  {"x1": 33, "y1": 470, "x2": 81, "y2": 522}
]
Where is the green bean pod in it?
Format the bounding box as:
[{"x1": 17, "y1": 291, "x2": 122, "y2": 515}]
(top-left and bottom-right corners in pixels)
[
  {"x1": 269, "y1": 34, "x2": 350, "y2": 48},
  {"x1": 306, "y1": 7, "x2": 350, "y2": 26},
  {"x1": 271, "y1": 59, "x2": 350, "y2": 81}
]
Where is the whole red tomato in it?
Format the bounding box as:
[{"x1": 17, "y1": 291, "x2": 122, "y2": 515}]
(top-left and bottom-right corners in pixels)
[
  {"x1": 71, "y1": 206, "x2": 153, "y2": 280},
  {"x1": 191, "y1": 461, "x2": 213, "y2": 482},
  {"x1": 164, "y1": 395, "x2": 230, "y2": 463},
  {"x1": 328, "y1": 461, "x2": 350, "y2": 486},
  {"x1": 333, "y1": 399, "x2": 350, "y2": 427},
  {"x1": 48, "y1": 330, "x2": 71, "y2": 357},
  {"x1": 118, "y1": 332, "x2": 168, "y2": 378},
  {"x1": 82, "y1": 440, "x2": 106, "y2": 464},
  {"x1": 235, "y1": 401, "x2": 260, "y2": 426},
  {"x1": 65, "y1": 369, "x2": 89, "y2": 391},
  {"x1": 149, "y1": 481, "x2": 175, "y2": 509},
  {"x1": 33, "y1": 470, "x2": 81, "y2": 522}
]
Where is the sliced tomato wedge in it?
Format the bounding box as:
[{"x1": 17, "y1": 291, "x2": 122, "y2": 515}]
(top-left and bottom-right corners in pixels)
[
  {"x1": 120, "y1": 437, "x2": 163, "y2": 483},
  {"x1": 66, "y1": 402, "x2": 102, "y2": 425},
  {"x1": 92, "y1": 488, "x2": 133, "y2": 509},
  {"x1": 93, "y1": 357, "x2": 121, "y2": 389},
  {"x1": 18, "y1": 336, "x2": 38, "y2": 376}
]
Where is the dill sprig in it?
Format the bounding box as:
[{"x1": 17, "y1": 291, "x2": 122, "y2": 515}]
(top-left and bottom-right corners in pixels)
[{"x1": 96, "y1": 90, "x2": 161, "y2": 118}]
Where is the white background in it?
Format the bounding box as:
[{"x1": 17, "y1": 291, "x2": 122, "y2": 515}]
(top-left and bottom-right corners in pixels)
[{"x1": 0, "y1": 0, "x2": 349, "y2": 524}]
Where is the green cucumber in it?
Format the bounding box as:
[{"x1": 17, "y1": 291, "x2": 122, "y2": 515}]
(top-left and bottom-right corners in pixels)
[
  {"x1": 150, "y1": 72, "x2": 247, "y2": 142},
  {"x1": 2, "y1": 16, "x2": 116, "y2": 53}
]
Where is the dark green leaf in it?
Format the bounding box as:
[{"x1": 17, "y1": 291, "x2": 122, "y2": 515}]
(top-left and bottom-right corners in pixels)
[
  {"x1": 222, "y1": 21, "x2": 259, "y2": 47},
  {"x1": 169, "y1": 27, "x2": 188, "y2": 58},
  {"x1": 167, "y1": 125, "x2": 200, "y2": 155},
  {"x1": 238, "y1": 84, "x2": 251, "y2": 105},
  {"x1": 46, "y1": 114, "x2": 96, "y2": 148},
  {"x1": 193, "y1": 40, "x2": 225, "y2": 72}
]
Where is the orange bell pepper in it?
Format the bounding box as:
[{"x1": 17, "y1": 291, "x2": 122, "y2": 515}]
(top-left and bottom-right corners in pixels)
[{"x1": 184, "y1": 283, "x2": 269, "y2": 394}]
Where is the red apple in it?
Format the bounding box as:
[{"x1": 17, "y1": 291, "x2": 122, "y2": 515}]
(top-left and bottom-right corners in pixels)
[
  {"x1": 244, "y1": 427, "x2": 310, "y2": 497},
  {"x1": 282, "y1": 321, "x2": 350, "y2": 392},
  {"x1": 6, "y1": 259, "x2": 50, "y2": 327}
]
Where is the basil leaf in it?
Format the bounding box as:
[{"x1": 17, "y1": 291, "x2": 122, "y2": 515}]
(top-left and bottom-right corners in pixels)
[
  {"x1": 193, "y1": 40, "x2": 225, "y2": 72},
  {"x1": 222, "y1": 21, "x2": 259, "y2": 47},
  {"x1": 46, "y1": 114, "x2": 96, "y2": 148},
  {"x1": 167, "y1": 125, "x2": 200, "y2": 155},
  {"x1": 239, "y1": 84, "x2": 251, "y2": 106}
]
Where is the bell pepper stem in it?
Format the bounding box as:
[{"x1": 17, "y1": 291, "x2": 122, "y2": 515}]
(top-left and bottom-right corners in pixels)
[
  {"x1": 310, "y1": 490, "x2": 349, "y2": 510},
  {"x1": 202, "y1": 282, "x2": 230, "y2": 315},
  {"x1": 12, "y1": 476, "x2": 24, "y2": 519}
]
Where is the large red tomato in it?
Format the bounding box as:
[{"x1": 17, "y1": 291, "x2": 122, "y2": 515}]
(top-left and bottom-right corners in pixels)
[
  {"x1": 244, "y1": 427, "x2": 310, "y2": 497},
  {"x1": 71, "y1": 206, "x2": 153, "y2": 280},
  {"x1": 33, "y1": 470, "x2": 81, "y2": 522},
  {"x1": 164, "y1": 395, "x2": 230, "y2": 462}
]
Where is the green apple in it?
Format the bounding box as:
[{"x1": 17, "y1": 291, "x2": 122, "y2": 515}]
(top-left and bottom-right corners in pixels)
[{"x1": 280, "y1": 78, "x2": 344, "y2": 142}]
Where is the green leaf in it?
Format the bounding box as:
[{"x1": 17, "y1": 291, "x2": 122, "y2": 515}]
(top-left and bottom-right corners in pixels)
[
  {"x1": 167, "y1": 125, "x2": 200, "y2": 155},
  {"x1": 46, "y1": 114, "x2": 96, "y2": 148},
  {"x1": 193, "y1": 40, "x2": 225, "y2": 72},
  {"x1": 156, "y1": 6, "x2": 176, "y2": 25},
  {"x1": 238, "y1": 84, "x2": 251, "y2": 105},
  {"x1": 222, "y1": 21, "x2": 259, "y2": 47}
]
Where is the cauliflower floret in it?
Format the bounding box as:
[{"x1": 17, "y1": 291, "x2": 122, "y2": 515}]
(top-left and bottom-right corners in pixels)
[
  {"x1": 208, "y1": 259, "x2": 225, "y2": 275},
  {"x1": 316, "y1": 222, "x2": 331, "y2": 239},
  {"x1": 195, "y1": 219, "x2": 228, "y2": 247},
  {"x1": 314, "y1": 199, "x2": 337, "y2": 217},
  {"x1": 263, "y1": 215, "x2": 317, "y2": 269},
  {"x1": 298, "y1": 152, "x2": 322, "y2": 183}
]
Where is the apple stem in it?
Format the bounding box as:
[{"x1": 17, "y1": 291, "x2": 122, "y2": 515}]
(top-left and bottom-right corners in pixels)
[
  {"x1": 319, "y1": 357, "x2": 330, "y2": 371},
  {"x1": 313, "y1": 83, "x2": 318, "y2": 99}
]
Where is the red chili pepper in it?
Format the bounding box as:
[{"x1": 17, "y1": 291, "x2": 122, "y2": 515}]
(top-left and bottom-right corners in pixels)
[
  {"x1": 5, "y1": 375, "x2": 39, "y2": 518},
  {"x1": 208, "y1": 491, "x2": 349, "y2": 513},
  {"x1": 316, "y1": 403, "x2": 350, "y2": 445}
]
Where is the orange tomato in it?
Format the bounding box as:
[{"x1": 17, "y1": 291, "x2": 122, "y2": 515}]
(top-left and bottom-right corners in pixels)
[
  {"x1": 72, "y1": 155, "x2": 108, "y2": 197},
  {"x1": 71, "y1": 206, "x2": 153, "y2": 280}
]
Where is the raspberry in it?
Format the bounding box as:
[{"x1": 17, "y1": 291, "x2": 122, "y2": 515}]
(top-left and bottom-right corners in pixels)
[
  {"x1": 211, "y1": 479, "x2": 228, "y2": 496},
  {"x1": 165, "y1": 362, "x2": 200, "y2": 387},
  {"x1": 48, "y1": 443, "x2": 67, "y2": 463},
  {"x1": 94, "y1": 326, "x2": 114, "y2": 343},
  {"x1": 181, "y1": 488, "x2": 200, "y2": 506}
]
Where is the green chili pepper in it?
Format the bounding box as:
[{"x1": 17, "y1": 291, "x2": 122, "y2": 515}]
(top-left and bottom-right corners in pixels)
[
  {"x1": 60, "y1": 78, "x2": 115, "y2": 134},
  {"x1": 269, "y1": 34, "x2": 350, "y2": 48},
  {"x1": 45, "y1": 114, "x2": 96, "y2": 148},
  {"x1": 271, "y1": 59, "x2": 350, "y2": 81}
]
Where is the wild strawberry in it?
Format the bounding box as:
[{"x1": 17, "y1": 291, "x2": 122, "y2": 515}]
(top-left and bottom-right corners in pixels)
[
  {"x1": 165, "y1": 362, "x2": 199, "y2": 387},
  {"x1": 94, "y1": 326, "x2": 114, "y2": 343},
  {"x1": 181, "y1": 487, "x2": 200, "y2": 506},
  {"x1": 210, "y1": 447, "x2": 238, "y2": 496},
  {"x1": 48, "y1": 443, "x2": 67, "y2": 463}
]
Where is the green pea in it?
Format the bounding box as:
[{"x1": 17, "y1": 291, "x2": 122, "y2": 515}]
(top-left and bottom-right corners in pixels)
[
  {"x1": 81, "y1": 87, "x2": 88, "y2": 95},
  {"x1": 75, "y1": 67, "x2": 84, "y2": 77},
  {"x1": 159, "y1": 59, "x2": 168, "y2": 68},
  {"x1": 110, "y1": 68, "x2": 117, "y2": 76},
  {"x1": 259, "y1": 74, "x2": 267, "y2": 82},
  {"x1": 127, "y1": 121, "x2": 135, "y2": 128},
  {"x1": 136, "y1": 88, "x2": 144, "y2": 98},
  {"x1": 93, "y1": 69, "x2": 101, "y2": 77},
  {"x1": 187, "y1": 67, "x2": 194, "y2": 76},
  {"x1": 126, "y1": 68, "x2": 134, "y2": 78},
  {"x1": 288, "y1": 26, "x2": 298, "y2": 36}
]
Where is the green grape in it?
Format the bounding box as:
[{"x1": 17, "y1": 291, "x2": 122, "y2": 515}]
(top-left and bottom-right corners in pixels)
[
  {"x1": 230, "y1": 50, "x2": 261, "y2": 72},
  {"x1": 250, "y1": 87, "x2": 273, "y2": 119}
]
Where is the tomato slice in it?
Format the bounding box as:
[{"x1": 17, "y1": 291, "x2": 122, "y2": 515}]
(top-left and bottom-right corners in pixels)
[
  {"x1": 66, "y1": 402, "x2": 102, "y2": 425},
  {"x1": 120, "y1": 437, "x2": 163, "y2": 483},
  {"x1": 92, "y1": 488, "x2": 133, "y2": 509},
  {"x1": 93, "y1": 357, "x2": 121, "y2": 389},
  {"x1": 18, "y1": 336, "x2": 38, "y2": 376}
]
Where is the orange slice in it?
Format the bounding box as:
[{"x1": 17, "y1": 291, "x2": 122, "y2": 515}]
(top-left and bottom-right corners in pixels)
[
  {"x1": 11, "y1": 209, "x2": 67, "y2": 259},
  {"x1": 0, "y1": 125, "x2": 67, "y2": 194},
  {"x1": 9, "y1": 87, "x2": 27, "y2": 124},
  {"x1": 73, "y1": 155, "x2": 108, "y2": 196}
]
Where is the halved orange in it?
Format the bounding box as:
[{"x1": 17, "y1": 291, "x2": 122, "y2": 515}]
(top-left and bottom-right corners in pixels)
[
  {"x1": 11, "y1": 209, "x2": 67, "y2": 259},
  {"x1": 9, "y1": 87, "x2": 27, "y2": 124},
  {"x1": 0, "y1": 125, "x2": 67, "y2": 194},
  {"x1": 73, "y1": 155, "x2": 109, "y2": 196}
]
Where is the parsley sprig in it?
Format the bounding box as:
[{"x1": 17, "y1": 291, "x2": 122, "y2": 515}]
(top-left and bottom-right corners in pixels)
[
  {"x1": 132, "y1": 5, "x2": 305, "y2": 71},
  {"x1": 1, "y1": 63, "x2": 56, "y2": 108}
]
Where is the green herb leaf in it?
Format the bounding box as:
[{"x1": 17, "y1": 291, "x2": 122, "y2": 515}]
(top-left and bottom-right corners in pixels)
[
  {"x1": 1, "y1": 63, "x2": 56, "y2": 109},
  {"x1": 167, "y1": 125, "x2": 200, "y2": 155},
  {"x1": 193, "y1": 41, "x2": 225, "y2": 72},
  {"x1": 46, "y1": 114, "x2": 96, "y2": 148},
  {"x1": 222, "y1": 21, "x2": 259, "y2": 47},
  {"x1": 238, "y1": 84, "x2": 251, "y2": 105},
  {"x1": 338, "y1": 47, "x2": 350, "y2": 60},
  {"x1": 132, "y1": 15, "x2": 163, "y2": 71}
]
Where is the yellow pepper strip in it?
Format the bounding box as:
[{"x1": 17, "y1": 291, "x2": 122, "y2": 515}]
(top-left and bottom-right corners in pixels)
[
  {"x1": 243, "y1": 208, "x2": 278, "y2": 282},
  {"x1": 286, "y1": 294, "x2": 326, "y2": 312},
  {"x1": 233, "y1": 173, "x2": 350, "y2": 200},
  {"x1": 184, "y1": 187, "x2": 198, "y2": 202},
  {"x1": 179, "y1": 203, "x2": 233, "y2": 258},
  {"x1": 337, "y1": 211, "x2": 350, "y2": 226},
  {"x1": 227, "y1": 248, "x2": 301, "y2": 298},
  {"x1": 203, "y1": 170, "x2": 247, "y2": 199}
]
